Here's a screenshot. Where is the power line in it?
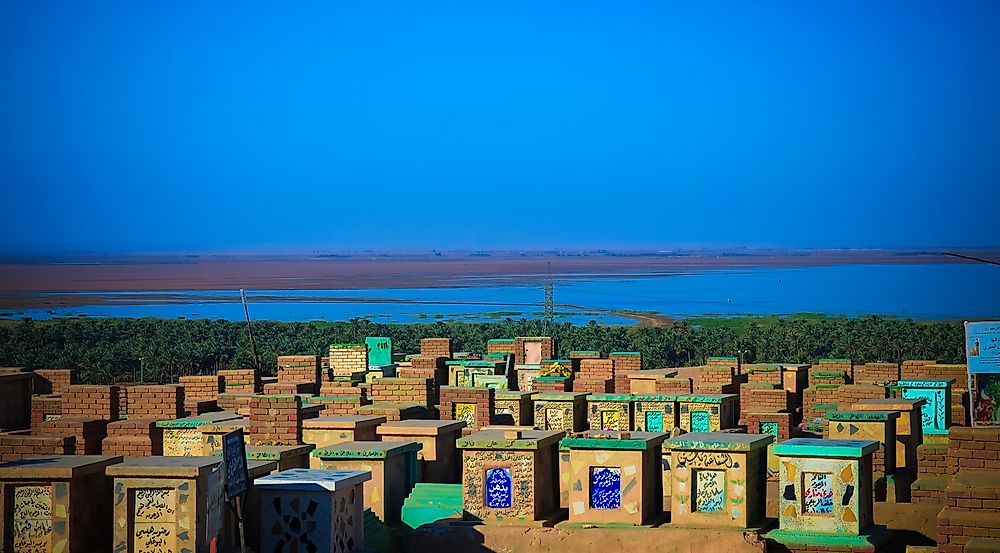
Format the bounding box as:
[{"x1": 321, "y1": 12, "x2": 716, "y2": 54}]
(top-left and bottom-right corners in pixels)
[{"x1": 942, "y1": 252, "x2": 1000, "y2": 267}]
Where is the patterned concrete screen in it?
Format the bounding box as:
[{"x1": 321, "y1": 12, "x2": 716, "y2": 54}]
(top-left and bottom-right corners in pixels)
[
  {"x1": 107, "y1": 456, "x2": 228, "y2": 553},
  {"x1": 896, "y1": 379, "x2": 955, "y2": 436},
  {"x1": 666, "y1": 432, "x2": 773, "y2": 529},
  {"x1": 256, "y1": 468, "x2": 371, "y2": 553},
  {"x1": 0, "y1": 455, "x2": 123, "y2": 553},
  {"x1": 558, "y1": 431, "x2": 669, "y2": 527},
  {"x1": 457, "y1": 429, "x2": 564, "y2": 526},
  {"x1": 365, "y1": 337, "x2": 393, "y2": 368},
  {"x1": 765, "y1": 438, "x2": 889, "y2": 551}
]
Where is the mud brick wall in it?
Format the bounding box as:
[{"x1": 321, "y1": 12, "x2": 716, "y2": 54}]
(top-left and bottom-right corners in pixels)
[
  {"x1": 573, "y1": 378, "x2": 612, "y2": 395},
  {"x1": 309, "y1": 396, "x2": 368, "y2": 415},
  {"x1": 0, "y1": 374, "x2": 32, "y2": 431},
  {"x1": 532, "y1": 377, "x2": 571, "y2": 392},
  {"x1": 948, "y1": 427, "x2": 1000, "y2": 474},
  {"x1": 579, "y1": 359, "x2": 614, "y2": 380},
  {"x1": 745, "y1": 411, "x2": 795, "y2": 440},
  {"x1": 814, "y1": 359, "x2": 853, "y2": 374},
  {"x1": 899, "y1": 359, "x2": 941, "y2": 380},
  {"x1": 739, "y1": 384, "x2": 791, "y2": 422},
  {"x1": 569, "y1": 351, "x2": 601, "y2": 362},
  {"x1": 31, "y1": 395, "x2": 63, "y2": 427},
  {"x1": 514, "y1": 337, "x2": 554, "y2": 365},
  {"x1": 802, "y1": 385, "x2": 842, "y2": 422},
  {"x1": 837, "y1": 384, "x2": 888, "y2": 407},
  {"x1": 37, "y1": 417, "x2": 109, "y2": 455},
  {"x1": 420, "y1": 338, "x2": 453, "y2": 358},
  {"x1": 407, "y1": 356, "x2": 449, "y2": 387},
  {"x1": 319, "y1": 383, "x2": 363, "y2": 397},
  {"x1": 487, "y1": 339, "x2": 517, "y2": 356},
  {"x1": 936, "y1": 427, "x2": 1000, "y2": 553},
  {"x1": 655, "y1": 378, "x2": 692, "y2": 394},
  {"x1": 127, "y1": 385, "x2": 185, "y2": 420},
  {"x1": 33, "y1": 369, "x2": 77, "y2": 395},
  {"x1": 0, "y1": 433, "x2": 74, "y2": 462},
  {"x1": 610, "y1": 352, "x2": 642, "y2": 372},
  {"x1": 370, "y1": 377, "x2": 435, "y2": 406},
  {"x1": 179, "y1": 375, "x2": 224, "y2": 401},
  {"x1": 277, "y1": 355, "x2": 320, "y2": 383},
  {"x1": 62, "y1": 385, "x2": 121, "y2": 421},
  {"x1": 918, "y1": 443, "x2": 953, "y2": 477},
  {"x1": 706, "y1": 357, "x2": 740, "y2": 371},
  {"x1": 249, "y1": 394, "x2": 305, "y2": 446},
  {"x1": 102, "y1": 419, "x2": 164, "y2": 457},
  {"x1": 747, "y1": 368, "x2": 783, "y2": 385},
  {"x1": 695, "y1": 366, "x2": 735, "y2": 389},
  {"x1": 439, "y1": 386, "x2": 494, "y2": 435},
  {"x1": 219, "y1": 368, "x2": 258, "y2": 393},
  {"x1": 921, "y1": 364, "x2": 970, "y2": 389},
  {"x1": 853, "y1": 363, "x2": 900, "y2": 386},
  {"x1": 218, "y1": 393, "x2": 255, "y2": 416},
  {"x1": 808, "y1": 369, "x2": 849, "y2": 387},
  {"x1": 328, "y1": 344, "x2": 368, "y2": 378},
  {"x1": 263, "y1": 381, "x2": 316, "y2": 395},
  {"x1": 0, "y1": 367, "x2": 27, "y2": 375},
  {"x1": 184, "y1": 399, "x2": 219, "y2": 416}
]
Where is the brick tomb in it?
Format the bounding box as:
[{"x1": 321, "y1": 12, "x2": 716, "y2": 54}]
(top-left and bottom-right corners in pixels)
[
  {"x1": 532, "y1": 392, "x2": 589, "y2": 433},
  {"x1": 313, "y1": 441, "x2": 422, "y2": 524}
]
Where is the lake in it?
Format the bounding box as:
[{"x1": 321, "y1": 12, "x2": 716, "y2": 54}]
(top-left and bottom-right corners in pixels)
[{"x1": 3, "y1": 263, "x2": 998, "y2": 324}]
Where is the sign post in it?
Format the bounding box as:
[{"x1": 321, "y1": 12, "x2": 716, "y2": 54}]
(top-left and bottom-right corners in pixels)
[
  {"x1": 965, "y1": 321, "x2": 1000, "y2": 427},
  {"x1": 223, "y1": 429, "x2": 250, "y2": 553}
]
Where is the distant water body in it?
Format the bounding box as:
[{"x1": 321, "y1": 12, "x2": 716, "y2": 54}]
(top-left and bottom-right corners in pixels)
[{"x1": 3, "y1": 263, "x2": 998, "y2": 324}]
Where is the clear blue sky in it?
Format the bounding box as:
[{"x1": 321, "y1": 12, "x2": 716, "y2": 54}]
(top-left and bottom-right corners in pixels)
[{"x1": 2, "y1": 1, "x2": 998, "y2": 253}]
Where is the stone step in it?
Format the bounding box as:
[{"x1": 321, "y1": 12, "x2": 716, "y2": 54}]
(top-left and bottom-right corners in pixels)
[{"x1": 402, "y1": 483, "x2": 464, "y2": 529}]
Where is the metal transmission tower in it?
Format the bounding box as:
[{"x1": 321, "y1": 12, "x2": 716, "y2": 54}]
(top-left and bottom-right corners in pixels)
[{"x1": 543, "y1": 262, "x2": 555, "y2": 331}]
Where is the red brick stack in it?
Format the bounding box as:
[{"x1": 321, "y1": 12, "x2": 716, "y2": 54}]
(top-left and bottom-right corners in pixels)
[
  {"x1": 569, "y1": 351, "x2": 602, "y2": 372},
  {"x1": 219, "y1": 369, "x2": 258, "y2": 393},
  {"x1": 695, "y1": 366, "x2": 740, "y2": 394},
  {"x1": 745, "y1": 411, "x2": 796, "y2": 441},
  {"x1": 277, "y1": 355, "x2": 320, "y2": 392},
  {"x1": 739, "y1": 384, "x2": 791, "y2": 423},
  {"x1": 33, "y1": 369, "x2": 77, "y2": 395},
  {"x1": 62, "y1": 385, "x2": 121, "y2": 420},
  {"x1": 912, "y1": 441, "x2": 954, "y2": 501},
  {"x1": 936, "y1": 427, "x2": 1000, "y2": 553},
  {"x1": 746, "y1": 366, "x2": 783, "y2": 386},
  {"x1": 218, "y1": 393, "x2": 255, "y2": 416},
  {"x1": 420, "y1": 338, "x2": 454, "y2": 358},
  {"x1": 809, "y1": 360, "x2": 852, "y2": 385},
  {"x1": 102, "y1": 419, "x2": 164, "y2": 457},
  {"x1": 31, "y1": 395, "x2": 62, "y2": 427},
  {"x1": 127, "y1": 385, "x2": 185, "y2": 420},
  {"x1": 0, "y1": 433, "x2": 74, "y2": 462},
  {"x1": 706, "y1": 356, "x2": 740, "y2": 372},
  {"x1": 439, "y1": 386, "x2": 494, "y2": 435},
  {"x1": 487, "y1": 339, "x2": 518, "y2": 356},
  {"x1": 655, "y1": 378, "x2": 692, "y2": 394},
  {"x1": 369, "y1": 377, "x2": 435, "y2": 406},
  {"x1": 403, "y1": 356, "x2": 448, "y2": 387},
  {"x1": 37, "y1": 418, "x2": 109, "y2": 455},
  {"x1": 532, "y1": 377, "x2": 571, "y2": 392},
  {"x1": 248, "y1": 395, "x2": 305, "y2": 446},
  {"x1": 263, "y1": 381, "x2": 315, "y2": 395},
  {"x1": 573, "y1": 378, "x2": 612, "y2": 395},
  {"x1": 179, "y1": 375, "x2": 224, "y2": 401},
  {"x1": 609, "y1": 352, "x2": 642, "y2": 393},
  {"x1": 899, "y1": 359, "x2": 940, "y2": 379},
  {"x1": 853, "y1": 363, "x2": 900, "y2": 386}
]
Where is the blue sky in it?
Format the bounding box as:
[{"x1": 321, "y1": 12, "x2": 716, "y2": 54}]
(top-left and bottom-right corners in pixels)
[{"x1": 2, "y1": 1, "x2": 998, "y2": 253}]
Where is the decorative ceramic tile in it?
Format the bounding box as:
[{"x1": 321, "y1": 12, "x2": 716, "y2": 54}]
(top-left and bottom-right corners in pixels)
[
  {"x1": 760, "y1": 421, "x2": 779, "y2": 438},
  {"x1": 485, "y1": 467, "x2": 513, "y2": 509},
  {"x1": 803, "y1": 472, "x2": 834, "y2": 514},
  {"x1": 601, "y1": 410, "x2": 622, "y2": 430},
  {"x1": 590, "y1": 467, "x2": 622, "y2": 509},
  {"x1": 645, "y1": 411, "x2": 664, "y2": 432},
  {"x1": 691, "y1": 411, "x2": 711, "y2": 432},
  {"x1": 455, "y1": 403, "x2": 476, "y2": 426}
]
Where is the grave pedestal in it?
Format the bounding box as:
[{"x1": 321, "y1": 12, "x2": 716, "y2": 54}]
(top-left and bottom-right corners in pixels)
[
  {"x1": 313, "y1": 441, "x2": 421, "y2": 524},
  {"x1": 676, "y1": 394, "x2": 739, "y2": 432},
  {"x1": 666, "y1": 432, "x2": 772, "y2": 529},
  {"x1": 108, "y1": 456, "x2": 227, "y2": 553},
  {"x1": 215, "y1": 444, "x2": 315, "y2": 472},
  {"x1": 558, "y1": 431, "x2": 668, "y2": 527},
  {"x1": 586, "y1": 394, "x2": 634, "y2": 431},
  {"x1": 494, "y1": 391, "x2": 536, "y2": 426},
  {"x1": 457, "y1": 429, "x2": 564, "y2": 526},
  {"x1": 532, "y1": 392, "x2": 588, "y2": 433},
  {"x1": 632, "y1": 395, "x2": 679, "y2": 432},
  {"x1": 825, "y1": 411, "x2": 899, "y2": 500},
  {"x1": 158, "y1": 412, "x2": 243, "y2": 456},
  {"x1": 766, "y1": 438, "x2": 889, "y2": 552},
  {"x1": 852, "y1": 398, "x2": 926, "y2": 473},
  {"x1": 199, "y1": 419, "x2": 250, "y2": 457},
  {"x1": 896, "y1": 379, "x2": 955, "y2": 438},
  {"x1": 0, "y1": 455, "x2": 122, "y2": 552},
  {"x1": 256, "y1": 468, "x2": 371, "y2": 553},
  {"x1": 302, "y1": 416, "x2": 386, "y2": 468},
  {"x1": 377, "y1": 420, "x2": 466, "y2": 484}
]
